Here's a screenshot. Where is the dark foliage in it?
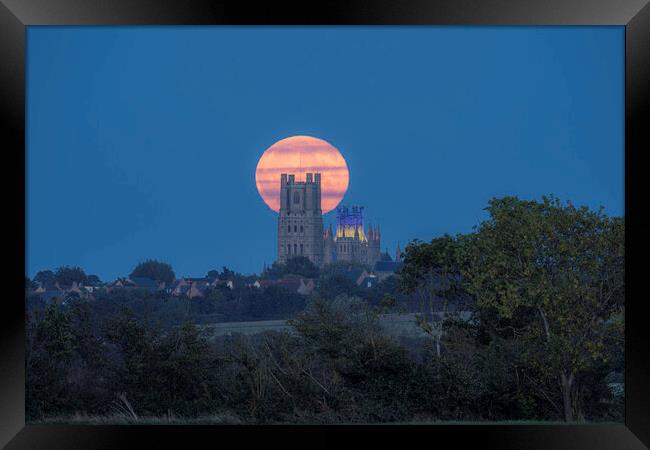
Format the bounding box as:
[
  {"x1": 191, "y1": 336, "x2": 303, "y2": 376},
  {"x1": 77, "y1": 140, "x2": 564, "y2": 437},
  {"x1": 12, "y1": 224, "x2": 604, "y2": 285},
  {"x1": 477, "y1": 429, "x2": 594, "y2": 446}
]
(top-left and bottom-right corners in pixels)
[
  {"x1": 25, "y1": 196, "x2": 624, "y2": 424},
  {"x1": 130, "y1": 260, "x2": 175, "y2": 284},
  {"x1": 54, "y1": 266, "x2": 87, "y2": 286},
  {"x1": 262, "y1": 257, "x2": 319, "y2": 279}
]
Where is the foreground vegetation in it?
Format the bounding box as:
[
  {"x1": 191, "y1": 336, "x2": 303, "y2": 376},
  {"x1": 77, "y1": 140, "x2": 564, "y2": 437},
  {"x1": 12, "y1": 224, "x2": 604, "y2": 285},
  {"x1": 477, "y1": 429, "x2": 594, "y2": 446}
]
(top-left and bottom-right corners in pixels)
[{"x1": 26, "y1": 196, "x2": 624, "y2": 424}]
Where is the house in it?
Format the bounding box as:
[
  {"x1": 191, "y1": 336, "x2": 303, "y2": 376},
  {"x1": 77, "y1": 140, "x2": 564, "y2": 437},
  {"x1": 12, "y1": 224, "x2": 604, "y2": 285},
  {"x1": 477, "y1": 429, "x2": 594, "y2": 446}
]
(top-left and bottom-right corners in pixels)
[
  {"x1": 184, "y1": 277, "x2": 212, "y2": 288},
  {"x1": 170, "y1": 278, "x2": 190, "y2": 296},
  {"x1": 338, "y1": 268, "x2": 365, "y2": 284},
  {"x1": 65, "y1": 281, "x2": 84, "y2": 296},
  {"x1": 252, "y1": 279, "x2": 275, "y2": 289},
  {"x1": 354, "y1": 269, "x2": 372, "y2": 286},
  {"x1": 252, "y1": 278, "x2": 316, "y2": 296},
  {"x1": 36, "y1": 288, "x2": 66, "y2": 302},
  {"x1": 214, "y1": 279, "x2": 234, "y2": 290},
  {"x1": 128, "y1": 277, "x2": 164, "y2": 293},
  {"x1": 34, "y1": 281, "x2": 59, "y2": 294},
  {"x1": 187, "y1": 282, "x2": 206, "y2": 299},
  {"x1": 169, "y1": 277, "x2": 214, "y2": 298},
  {"x1": 297, "y1": 279, "x2": 316, "y2": 295},
  {"x1": 372, "y1": 252, "x2": 403, "y2": 282},
  {"x1": 358, "y1": 274, "x2": 378, "y2": 289}
]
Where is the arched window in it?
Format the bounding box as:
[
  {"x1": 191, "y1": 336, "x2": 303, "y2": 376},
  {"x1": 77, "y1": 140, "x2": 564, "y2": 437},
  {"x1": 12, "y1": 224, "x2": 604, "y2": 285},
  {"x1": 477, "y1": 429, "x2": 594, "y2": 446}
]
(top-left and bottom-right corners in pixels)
[
  {"x1": 300, "y1": 225, "x2": 304, "y2": 233},
  {"x1": 294, "y1": 225, "x2": 297, "y2": 232},
  {"x1": 288, "y1": 225, "x2": 291, "y2": 233},
  {"x1": 287, "y1": 244, "x2": 291, "y2": 255},
  {"x1": 300, "y1": 244, "x2": 304, "y2": 254},
  {"x1": 294, "y1": 244, "x2": 298, "y2": 255},
  {"x1": 293, "y1": 192, "x2": 300, "y2": 204}
]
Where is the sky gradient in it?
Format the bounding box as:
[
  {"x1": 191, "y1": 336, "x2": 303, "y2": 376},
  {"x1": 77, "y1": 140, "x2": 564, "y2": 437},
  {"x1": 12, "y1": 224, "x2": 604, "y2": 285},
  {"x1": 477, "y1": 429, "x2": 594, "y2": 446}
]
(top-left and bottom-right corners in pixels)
[{"x1": 26, "y1": 26, "x2": 624, "y2": 281}]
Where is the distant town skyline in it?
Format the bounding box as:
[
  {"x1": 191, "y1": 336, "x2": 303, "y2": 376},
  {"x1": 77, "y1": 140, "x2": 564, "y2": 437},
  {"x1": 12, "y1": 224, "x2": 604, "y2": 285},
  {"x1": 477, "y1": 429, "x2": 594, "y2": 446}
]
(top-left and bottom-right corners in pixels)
[{"x1": 27, "y1": 26, "x2": 623, "y2": 281}]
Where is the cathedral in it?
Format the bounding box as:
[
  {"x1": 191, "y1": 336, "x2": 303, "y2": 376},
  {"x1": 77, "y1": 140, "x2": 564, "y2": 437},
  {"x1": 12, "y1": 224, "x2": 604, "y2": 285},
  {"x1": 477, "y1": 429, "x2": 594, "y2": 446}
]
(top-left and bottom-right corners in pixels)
[{"x1": 277, "y1": 172, "x2": 381, "y2": 268}]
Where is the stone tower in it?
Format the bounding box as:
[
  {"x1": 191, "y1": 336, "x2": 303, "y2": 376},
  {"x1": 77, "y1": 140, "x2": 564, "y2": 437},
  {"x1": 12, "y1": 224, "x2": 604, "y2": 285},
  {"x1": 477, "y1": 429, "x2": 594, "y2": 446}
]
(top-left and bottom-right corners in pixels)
[{"x1": 277, "y1": 173, "x2": 324, "y2": 266}]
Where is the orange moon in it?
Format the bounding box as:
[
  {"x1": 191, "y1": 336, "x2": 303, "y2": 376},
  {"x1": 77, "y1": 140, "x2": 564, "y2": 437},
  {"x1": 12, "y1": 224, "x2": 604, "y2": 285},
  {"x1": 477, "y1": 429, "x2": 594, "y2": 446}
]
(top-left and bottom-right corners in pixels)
[{"x1": 255, "y1": 135, "x2": 349, "y2": 214}]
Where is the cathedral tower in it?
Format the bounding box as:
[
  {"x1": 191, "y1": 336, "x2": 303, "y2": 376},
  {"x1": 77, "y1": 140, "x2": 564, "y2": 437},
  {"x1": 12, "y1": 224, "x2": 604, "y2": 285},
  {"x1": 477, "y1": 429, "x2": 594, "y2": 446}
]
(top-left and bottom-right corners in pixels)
[{"x1": 277, "y1": 173, "x2": 324, "y2": 266}]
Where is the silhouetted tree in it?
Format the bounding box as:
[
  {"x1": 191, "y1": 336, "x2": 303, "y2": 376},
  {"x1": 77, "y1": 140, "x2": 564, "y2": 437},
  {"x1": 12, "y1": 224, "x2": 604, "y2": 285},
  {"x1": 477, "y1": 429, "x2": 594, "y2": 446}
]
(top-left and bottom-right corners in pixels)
[
  {"x1": 285, "y1": 256, "x2": 319, "y2": 278},
  {"x1": 55, "y1": 266, "x2": 87, "y2": 286},
  {"x1": 130, "y1": 260, "x2": 175, "y2": 284},
  {"x1": 34, "y1": 270, "x2": 56, "y2": 286},
  {"x1": 86, "y1": 274, "x2": 102, "y2": 285}
]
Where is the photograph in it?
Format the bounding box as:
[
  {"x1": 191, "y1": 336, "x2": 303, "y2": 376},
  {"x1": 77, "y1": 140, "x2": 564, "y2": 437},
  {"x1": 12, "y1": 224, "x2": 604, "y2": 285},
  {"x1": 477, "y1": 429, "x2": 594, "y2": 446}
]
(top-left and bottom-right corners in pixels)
[{"x1": 23, "y1": 25, "x2": 627, "y2": 427}]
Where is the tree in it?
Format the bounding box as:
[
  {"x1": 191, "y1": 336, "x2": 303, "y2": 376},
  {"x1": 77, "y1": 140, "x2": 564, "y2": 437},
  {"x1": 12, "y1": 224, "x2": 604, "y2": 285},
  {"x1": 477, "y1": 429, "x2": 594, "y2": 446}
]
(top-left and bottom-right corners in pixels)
[
  {"x1": 263, "y1": 257, "x2": 320, "y2": 280},
  {"x1": 130, "y1": 260, "x2": 175, "y2": 284},
  {"x1": 261, "y1": 262, "x2": 285, "y2": 280},
  {"x1": 55, "y1": 266, "x2": 87, "y2": 286},
  {"x1": 285, "y1": 257, "x2": 319, "y2": 278},
  {"x1": 289, "y1": 296, "x2": 415, "y2": 422},
  {"x1": 399, "y1": 235, "x2": 466, "y2": 357},
  {"x1": 26, "y1": 277, "x2": 38, "y2": 290},
  {"x1": 26, "y1": 303, "x2": 75, "y2": 418},
  {"x1": 219, "y1": 266, "x2": 236, "y2": 280},
  {"x1": 86, "y1": 274, "x2": 102, "y2": 286},
  {"x1": 461, "y1": 196, "x2": 624, "y2": 422},
  {"x1": 34, "y1": 270, "x2": 56, "y2": 286},
  {"x1": 317, "y1": 274, "x2": 360, "y2": 300}
]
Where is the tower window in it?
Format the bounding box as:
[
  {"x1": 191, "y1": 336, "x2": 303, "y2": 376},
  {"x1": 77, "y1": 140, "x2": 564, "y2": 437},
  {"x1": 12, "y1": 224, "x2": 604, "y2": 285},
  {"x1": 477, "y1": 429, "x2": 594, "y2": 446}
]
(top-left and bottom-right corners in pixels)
[
  {"x1": 294, "y1": 243, "x2": 297, "y2": 255},
  {"x1": 300, "y1": 244, "x2": 304, "y2": 254},
  {"x1": 288, "y1": 244, "x2": 291, "y2": 255},
  {"x1": 294, "y1": 225, "x2": 297, "y2": 232},
  {"x1": 288, "y1": 225, "x2": 291, "y2": 233},
  {"x1": 293, "y1": 192, "x2": 300, "y2": 204},
  {"x1": 300, "y1": 225, "x2": 304, "y2": 233}
]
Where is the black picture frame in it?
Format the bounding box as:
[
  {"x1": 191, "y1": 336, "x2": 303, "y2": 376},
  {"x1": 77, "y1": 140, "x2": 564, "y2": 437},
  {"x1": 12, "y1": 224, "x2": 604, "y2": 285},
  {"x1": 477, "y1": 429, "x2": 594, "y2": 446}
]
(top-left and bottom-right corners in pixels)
[{"x1": 2, "y1": 1, "x2": 648, "y2": 448}]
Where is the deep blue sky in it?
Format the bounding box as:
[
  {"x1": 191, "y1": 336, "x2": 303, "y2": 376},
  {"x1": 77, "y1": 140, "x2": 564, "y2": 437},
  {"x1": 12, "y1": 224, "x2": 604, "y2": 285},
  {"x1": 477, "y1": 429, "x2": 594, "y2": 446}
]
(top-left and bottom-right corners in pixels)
[{"x1": 27, "y1": 26, "x2": 624, "y2": 281}]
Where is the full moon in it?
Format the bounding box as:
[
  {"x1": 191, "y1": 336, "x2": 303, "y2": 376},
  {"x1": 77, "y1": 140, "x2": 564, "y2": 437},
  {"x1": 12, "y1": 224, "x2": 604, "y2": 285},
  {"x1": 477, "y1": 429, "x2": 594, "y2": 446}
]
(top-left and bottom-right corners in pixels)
[{"x1": 255, "y1": 135, "x2": 349, "y2": 214}]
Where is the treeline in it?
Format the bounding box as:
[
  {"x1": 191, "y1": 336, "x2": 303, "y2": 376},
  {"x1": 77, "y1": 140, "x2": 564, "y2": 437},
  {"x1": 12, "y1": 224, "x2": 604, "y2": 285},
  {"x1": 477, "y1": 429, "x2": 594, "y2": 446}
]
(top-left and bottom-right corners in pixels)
[
  {"x1": 27, "y1": 262, "x2": 404, "y2": 327},
  {"x1": 25, "y1": 196, "x2": 624, "y2": 424}
]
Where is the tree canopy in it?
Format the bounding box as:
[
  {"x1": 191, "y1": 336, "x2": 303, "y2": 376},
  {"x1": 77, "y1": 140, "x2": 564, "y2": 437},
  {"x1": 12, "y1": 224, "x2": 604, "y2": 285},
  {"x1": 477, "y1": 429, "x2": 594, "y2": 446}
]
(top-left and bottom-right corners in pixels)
[
  {"x1": 34, "y1": 270, "x2": 56, "y2": 286},
  {"x1": 461, "y1": 195, "x2": 624, "y2": 421},
  {"x1": 262, "y1": 257, "x2": 319, "y2": 279},
  {"x1": 130, "y1": 260, "x2": 175, "y2": 284},
  {"x1": 54, "y1": 266, "x2": 87, "y2": 286}
]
